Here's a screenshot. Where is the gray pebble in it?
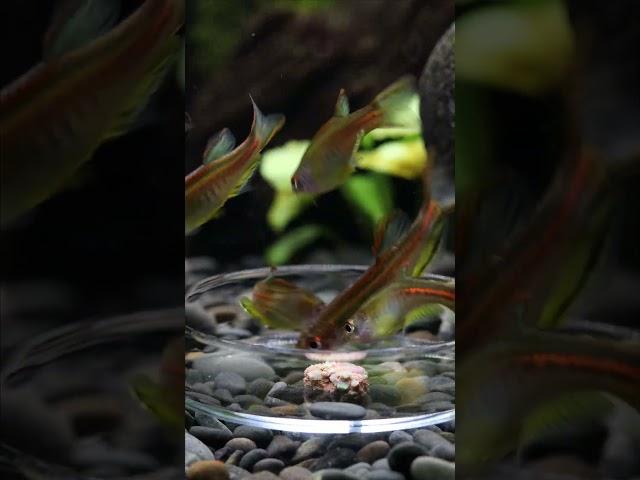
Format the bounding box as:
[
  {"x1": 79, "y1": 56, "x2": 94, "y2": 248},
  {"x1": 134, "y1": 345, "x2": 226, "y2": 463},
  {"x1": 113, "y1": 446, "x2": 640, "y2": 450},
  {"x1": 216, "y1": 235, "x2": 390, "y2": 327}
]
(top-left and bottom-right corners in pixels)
[
  {"x1": 214, "y1": 372, "x2": 247, "y2": 395},
  {"x1": 225, "y1": 437, "x2": 257, "y2": 453},
  {"x1": 312, "y1": 468, "x2": 359, "y2": 480},
  {"x1": 309, "y1": 402, "x2": 366, "y2": 420},
  {"x1": 365, "y1": 470, "x2": 406, "y2": 480},
  {"x1": 264, "y1": 396, "x2": 292, "y2": 408},
  {"x1": 234, "y1": 426, "x2": 274, "y2": 448},
  {"x1": 227, "y1": 465, "x2": 252, "y2": 480},
  {"x1": 248, "y1": 379, "x2": 275, "y2": 399},
  {"x1": 271, "y1": 385, "x2": 304, "y2": 404},
  {"x1": 345, "y1": 462, "x2": 371, "y2": 477},
  {"x1": 388, "y1": 431, "x2": 413, "y2": 446},
  {"x1": 216, "y1": 324, "x2": 252, "y2": 339},
  {"x1": 280, "y1": 465, "x2": 313, "y2": 480},
  {"x1": 372, "y1": 458, "x2": 390, "y2": 470},
  {"x1": 253, "y1": 458, "x2": 285, "y2": 474},
  {"x1": 312, "y1": 448, "x2": 356, "y2": 471},
  {"x1": 410, "y1": 456, "x2": 454, "y2": 480},
  {"x1": 189, "y1": 426, "x2": 232, "y2": 448},
  {"x1": 413, "y1": 430, "x2": 450, "y2": 450},
  {"x1": 292, "y1": 437, "x2": 327, "y2": 463},
  {"x1": 283, "y1": 371, "x2": 305, "y2": 384},
  {"x1": 356, "y1": 440, "x2": 390, "y2": 463},
  {"x1": 387, "y1": 443, "x2": 428, "y2": 475},
  {"x1": 247, "y1": 471, "x2": 280, "y2": 480},
  {"x1": 185, "y1": 431, "x2": 214, "y2": 461},
  {"x1": 431, "y1": 442, "x2": 455, "y2": 461},
  {"x1": 225, "y1": 449, "x2": 245, "y2": 465},
  {"x1": 267, "y1": 435, "x2": 300, "y2": 459},
  {"x1": 234, "y1": 394, "x2": 263, "y2": 409},
  {"x1": 239, "y1": 448, "x2": 269, "y2": 471},
  {"x1": 212, "y1": 388, "x2": 235, "y2": 403},
  {"x1": 193, "y1": 355, "x2": 275, "y2": 381}
]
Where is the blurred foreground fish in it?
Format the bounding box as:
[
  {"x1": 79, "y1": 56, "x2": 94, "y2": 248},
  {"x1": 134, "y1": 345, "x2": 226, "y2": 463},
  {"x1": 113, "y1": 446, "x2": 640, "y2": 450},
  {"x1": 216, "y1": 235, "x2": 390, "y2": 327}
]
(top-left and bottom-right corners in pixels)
[
  {"x1": 130, "y1": 336, "x2": 184, "y2": 432},
  {"x1": 297, "y1": 171, "x2": 446, "y2": 349},
  {"x1": 0, "y1": 0, "x2": 184, "y2": 226},
  {"x1": 185, "y1": 99, "x2": 285, "y2": 234},
  {"x1": 291, "y1": 76, "x2": 416, "y2": 195},
  {"x1": 457, "y1": 329, "x2": 640, "y2": 471},
  {"x1": 457, "y1": 150, "x2": 612, "y2": 357},
  {"x1": 240, "y1": 276, "x2": 325, "y2": 330},
  {"x1": 342, "y1": 277, "x2": 455, "y2": 344}
]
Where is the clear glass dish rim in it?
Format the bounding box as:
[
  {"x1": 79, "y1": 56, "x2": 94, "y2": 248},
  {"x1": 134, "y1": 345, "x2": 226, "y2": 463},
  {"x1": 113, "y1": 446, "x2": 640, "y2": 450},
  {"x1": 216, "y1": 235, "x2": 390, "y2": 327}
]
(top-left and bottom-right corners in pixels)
[
  {"x1": 1, "y1": 308, "x2": 182, "y2": 385},
  {"x1": 186, "y1": 397, "x2": 455, "y2": 434},
  {"x1": 185, "y1": 264, "x2": 456, "y2": 358}
]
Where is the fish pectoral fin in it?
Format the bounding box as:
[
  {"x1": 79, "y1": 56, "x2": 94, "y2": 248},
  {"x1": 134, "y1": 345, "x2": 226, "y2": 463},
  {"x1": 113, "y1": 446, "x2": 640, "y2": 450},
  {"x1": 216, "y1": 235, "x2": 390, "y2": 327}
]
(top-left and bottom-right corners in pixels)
[
  {"x1": 44, "y1": 0, "x2": 120, "y2": 59},
  {"x1": 372, "y1": 209, "x2": 411, "y2": 257},
  {"x1": 334, "y1": 88, "x2": 350, "y2": 117},
  {"x1": 227, "y1": 159, "x2": 260, "y2": 199},
  {"x1": 203, "y1": 128, "x2": 236, "y2": 164},
  {"x1": 517, "y1": 391, "x2": 614, "y2": 461},
  {"x1": 348, "y1": 130, "x2": 365, "y2": 168}
]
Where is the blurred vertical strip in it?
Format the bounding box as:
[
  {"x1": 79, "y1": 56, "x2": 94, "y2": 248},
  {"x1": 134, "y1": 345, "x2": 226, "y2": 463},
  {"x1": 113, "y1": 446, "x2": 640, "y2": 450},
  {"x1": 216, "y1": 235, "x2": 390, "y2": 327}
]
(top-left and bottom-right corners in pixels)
[
  {"x1": 456, "y1": 0, "x2": 640, "y2": 478},
  {"x1": 1, "y1": 0, "x2": 185, "y2": 478}
]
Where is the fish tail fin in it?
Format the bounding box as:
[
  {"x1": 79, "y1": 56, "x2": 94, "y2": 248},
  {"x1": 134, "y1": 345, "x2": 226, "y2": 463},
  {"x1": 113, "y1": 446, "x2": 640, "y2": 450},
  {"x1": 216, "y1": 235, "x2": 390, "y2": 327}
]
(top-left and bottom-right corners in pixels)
[
  {"x1": 372, "y1": 75, "x2": 417, "y2": 127},
  {"x1": 249, "y1": 96, "x2": 286, "y2": 150}
]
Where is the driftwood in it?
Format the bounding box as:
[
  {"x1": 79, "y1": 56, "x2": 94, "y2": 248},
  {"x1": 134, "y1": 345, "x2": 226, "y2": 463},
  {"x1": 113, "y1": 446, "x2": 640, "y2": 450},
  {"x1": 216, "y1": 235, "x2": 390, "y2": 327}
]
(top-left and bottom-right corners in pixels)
[{"x1": 187, "y1": 0, "x2": 454, "y2": 169}]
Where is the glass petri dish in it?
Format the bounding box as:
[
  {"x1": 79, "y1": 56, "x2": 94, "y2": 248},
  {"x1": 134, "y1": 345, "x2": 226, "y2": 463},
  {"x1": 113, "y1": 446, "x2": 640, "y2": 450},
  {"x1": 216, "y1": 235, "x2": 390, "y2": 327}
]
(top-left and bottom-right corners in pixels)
[
  {"x1": 186, "y1": 265, "x2": 455, "y2": 434},
  {"x1": 1, "y1": 309, "x2": 184, "y2": 480}
]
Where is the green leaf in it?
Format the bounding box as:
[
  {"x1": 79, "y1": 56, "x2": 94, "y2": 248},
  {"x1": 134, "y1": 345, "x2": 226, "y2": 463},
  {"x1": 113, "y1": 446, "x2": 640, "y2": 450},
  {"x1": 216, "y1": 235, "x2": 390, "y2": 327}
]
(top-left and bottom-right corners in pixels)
[
  {"x1": 356, "y1": 137, "x2": 427, "y2": 180},
  {"x1": 267, "y1": 190, "x2": 315, "y2": 233},
  {"x1": 340, "y1": 173, "x2": 394, "y2": 228},
  {"x1": 265, "y1": 224, "x2": 329, "y2": 266},
  {"x1": 457, "y1": 0, "x2": 574, "y2": 95},
  {"x1": 260, "y1": 140, "x2": 311, "y2": 192}
]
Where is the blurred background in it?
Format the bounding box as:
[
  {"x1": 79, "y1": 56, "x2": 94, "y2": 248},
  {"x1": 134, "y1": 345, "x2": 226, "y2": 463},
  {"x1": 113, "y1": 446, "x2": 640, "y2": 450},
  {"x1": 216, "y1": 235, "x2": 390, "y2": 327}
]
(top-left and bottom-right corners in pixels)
[{"x1": 1, "y1": 1, "x2": 184, "y2": 478}]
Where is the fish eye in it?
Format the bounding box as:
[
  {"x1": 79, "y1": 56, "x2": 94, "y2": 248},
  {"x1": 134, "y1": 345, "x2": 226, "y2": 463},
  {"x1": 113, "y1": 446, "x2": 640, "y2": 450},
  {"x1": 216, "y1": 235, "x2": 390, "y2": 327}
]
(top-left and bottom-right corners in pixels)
[
  {"x1": 308, "y1": 337, "x2": 321, "y2": 349},
  {"x1": 344, "y1": 321, "x2": 355, "y2": 334}
]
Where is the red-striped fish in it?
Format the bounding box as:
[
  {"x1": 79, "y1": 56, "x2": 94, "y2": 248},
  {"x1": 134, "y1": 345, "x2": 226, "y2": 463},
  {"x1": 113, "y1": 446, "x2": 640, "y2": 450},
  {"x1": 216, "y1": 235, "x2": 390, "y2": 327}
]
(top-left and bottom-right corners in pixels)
[
  {"x1": 341, "y1": 277, "x2": 455, "y2": 343},
  {"x1": 1, "y1": 0, "x2": 184, "y2": 226},
  {"x1": 297, "y1": 182, "x2": 446, "y2": 349},
  {"x1": 457, "y1": 330, "x2": 640, "y2": 469},
  {"x1": 291, "y1": 76, "x2": 416, "y2": 195},
  {"x1": 185, "y1": 99, "x2": 285, "y2": 234}
]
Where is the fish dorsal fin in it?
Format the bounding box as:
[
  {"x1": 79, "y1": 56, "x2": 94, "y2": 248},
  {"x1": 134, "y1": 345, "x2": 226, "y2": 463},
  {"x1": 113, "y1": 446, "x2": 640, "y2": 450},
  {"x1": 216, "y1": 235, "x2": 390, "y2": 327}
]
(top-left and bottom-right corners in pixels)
[
  {"x1": 372, "y1": 210, "x2": 411, "y2": 257},
  {"x1": 44, "y1": 0, "x2": 121, "y2": 59},
  {"x1": 203, "y1": 128, "x2": 236, "y2": 165},
  {"x1": 334, "y1": 89, "x2": 350, "y2": 117}
]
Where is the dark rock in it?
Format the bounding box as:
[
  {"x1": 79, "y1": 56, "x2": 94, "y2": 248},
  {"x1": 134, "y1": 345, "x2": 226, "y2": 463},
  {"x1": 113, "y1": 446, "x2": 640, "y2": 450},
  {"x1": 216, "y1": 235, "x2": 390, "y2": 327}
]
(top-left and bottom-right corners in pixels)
[
  {"x1": 267, "y1": 435, "x2": 300, "y2": 460},
  {"x1": 190, "y1": 426, "x2": 233, "y2": 448},
  {"x1": 248, "y1": 379, "x2": 275, "y2": 399},
  {"x1": 388, "y1": 431, "x2": 413, "y2": 446},
  {"x1": 309, "y1": 402, "x2": 366, "y2": 420},
  {"x1": 387, "y1": 443, "x2": 428, "y2": 475},
  {"x1": 225, "y1": 437, "x2": 257, "y2": 453},
  {"x1": 253, "y1": 458, "x2": 285, "y2": 474},
  {"x1": 214, "y1": 372, "x2": 247, "y2": 396},
  {"x1": 233, "y1": 426, "x2": 274, "y2": 448},
  {"x1": 410, "y1": 456, "x2": 454, "y2": 480},
  {"x1": 356, "y1": 440, "x2": 390, "y2": 463},
  {"x1": 312, "y1": 448, "x2": 356, "y2": 471},
  {"x1": 239, "y1": 449, "x2": 269, "y2": 471}
]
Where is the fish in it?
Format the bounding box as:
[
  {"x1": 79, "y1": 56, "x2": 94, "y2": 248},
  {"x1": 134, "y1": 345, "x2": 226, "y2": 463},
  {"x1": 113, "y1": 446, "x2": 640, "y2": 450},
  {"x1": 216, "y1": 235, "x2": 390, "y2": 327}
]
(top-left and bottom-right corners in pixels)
[
  {"x1": 240, "y1": 276, "x2": 325, "y2": 330},
  {"x1": 0, "y1": 0, "x2": 184, "y2": 227},
  {"x1": 291, "y1": 76, "x2": 416, "y2": 195},
  {"x1": 130, "y1": 335, "x2": 184, "y2": 432},
  {"x1": 457, "y1": 329, "x2": 640, "y2": 471},
  {"x1": 457, "y1": 150, "x2": 612, "y2": 358},
  {"x1": 185, "y1": 99, "x2": 285, "y2": 234},
  {"x1": 297, "y1": 171, "x2": 446, "y2": 349},
  {"x1": 340, "y1": 277, "x2": 455, "y2": 344}
]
